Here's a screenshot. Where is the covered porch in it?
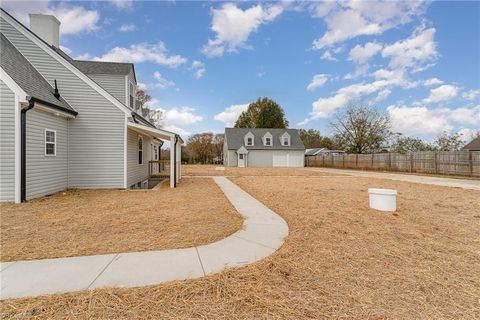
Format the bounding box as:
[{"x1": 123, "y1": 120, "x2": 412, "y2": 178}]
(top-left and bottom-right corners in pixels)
[{"x1": 127, "y1": 122, "x2": 183, "y2": 188}]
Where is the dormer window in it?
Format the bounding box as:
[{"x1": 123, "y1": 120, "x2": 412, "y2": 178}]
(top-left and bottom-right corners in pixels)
[
  {"x1": 281, "y1": 132, "x2": 290, "y2": 146},
  {"x1": 263, "y1": 132, "x2": 273, "y2": 146},
  {"x1": 244, "y1": 132, "x2": 254, "y2": 147}
]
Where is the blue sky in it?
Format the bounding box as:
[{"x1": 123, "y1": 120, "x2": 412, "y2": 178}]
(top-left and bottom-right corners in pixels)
[{"x1": 4, "y1": 1, "x2": 479, "y2": 140}]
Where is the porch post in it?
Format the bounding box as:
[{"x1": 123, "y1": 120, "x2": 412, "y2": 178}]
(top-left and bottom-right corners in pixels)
[
  {"x1": 176, "y1": 141, "x2": 181, "y2": 182},
  {"x1": 170, "y1": 136, "x2": 175, "y2": 188}
]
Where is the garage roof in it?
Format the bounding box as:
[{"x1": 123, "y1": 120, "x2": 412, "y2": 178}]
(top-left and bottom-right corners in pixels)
[{"x1": 225, "y1": 128, "x2": 305, "y2": 150}]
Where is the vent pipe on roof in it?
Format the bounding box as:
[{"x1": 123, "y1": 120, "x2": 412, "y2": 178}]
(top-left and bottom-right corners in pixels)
[
  {"x1": 53, "y1": 80, "x2": 60, "y2": 100},
  {"x1": 29, "y1": 13, "x2": 60, "y2": 47}
]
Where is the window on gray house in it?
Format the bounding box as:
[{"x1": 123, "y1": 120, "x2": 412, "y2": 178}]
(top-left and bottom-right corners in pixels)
[
  {"x1": 138, "y1": 136, "x2": 143, "y2": 164},
  {"x1": 247, "y1": 137, "x2": 253, "y2": 146},
  {"x1": 45, "y1": 129, "x2": 56, "y2": 156}
]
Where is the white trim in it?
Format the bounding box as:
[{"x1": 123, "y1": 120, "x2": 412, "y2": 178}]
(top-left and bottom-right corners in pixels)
[
  {"x1": 123, "y1": 115, "x2": 128, "y2": 188},
  {"x1": 127, "y1": 122, "x2": 177, "y2": 141},
  {"x1": 125, "y1": 76, "x2": 129, "y2": 108},
  {"x1": 44, "y1": 128, "x2": 56, "y2": 156},
  {"x1": 14, "y1": 94, "x2": 21, "y2": 203},
  {"x1": 170, "y1": 136, "x2": 175, "y2": 188},
  {"x1": 281, "y1": 132, "x2": 291, "y2": 146},
  {"x1": 244, "y1": 132, "x2": 254, "y2": 147},
  {"x1": 138, "y1": 135, "x2": 144, "y2": 165},
  {"x1": 32, "y1": 103, "x2": 75, "y2": 119},
  {"x1": 0, "y1": 67, "x2": 28, "y2": 102},
  {"x1": 1, "y1": 11, "x2": 132, "y2": 116}
]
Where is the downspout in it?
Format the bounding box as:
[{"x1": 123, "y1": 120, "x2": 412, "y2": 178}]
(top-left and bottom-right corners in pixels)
[
  {"x1": 173, "y1": 135, "x2": 178, "y2": 187},
  {"x1": 21, "y1": 100, "x2": 34, "y2": 202}
]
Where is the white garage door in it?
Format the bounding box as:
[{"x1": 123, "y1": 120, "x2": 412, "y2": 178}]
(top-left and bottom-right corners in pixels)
[
  {"x1": 273, "y1": 152, "x2": 287, "y2": 167},
  {"x1": 273, "y1": 151, "x2": 304, "y2": 167}
]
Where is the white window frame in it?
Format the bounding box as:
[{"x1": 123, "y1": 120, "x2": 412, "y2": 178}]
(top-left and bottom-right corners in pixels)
[
  {"x1": 244, "y1": 132, "x2": 255, "y2": 147},
  {"x1": 138, "y1": 135, "x2": 144, "y2": 165},
  {"x1": 281, "y1": 132, "x2": 290, "y2": 146},
  {"x1": 263, "y1": 132, "x2": 273, "y2": 146},
  {"x1": 45, "y1": 129, "x2": 56, "y2": 156}
]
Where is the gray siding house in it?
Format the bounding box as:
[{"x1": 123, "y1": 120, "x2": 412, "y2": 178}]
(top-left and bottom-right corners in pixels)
[
  {"x1": 224, "y1": 128, "x2": 305, "y2": 167},
  {"x1": 0, "y1": 9, "x2": 182, "y2": 203}
]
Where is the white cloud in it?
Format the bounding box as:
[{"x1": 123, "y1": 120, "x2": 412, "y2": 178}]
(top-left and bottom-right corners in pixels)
[
  {"x1": 348, "y1": 42, "x2": 383, "y2": 64},
  {"x1": 137, "y1": 82, "x2": 148, "y2": 90},
  {"x1": 112, "y1": 0, "x2": 133, "y2": 10},
  {"x1": 459, "y1": 128, "x2": 480, "y2": 141},
  {"x1": 307, "y1": 74, "x2": 329, "y2": 91},
  {"x1": 3, "y1": 1, "x2": 100, "y2": 35},
  {"x1": 92, "y1": 42, "x2": 187, "y2": 68},
  {"x1": 382, "y1": 27, "x2": 438, "y2": 71},
  {"x1": 214, "y1": 103, "x2": 249, "y2": 127},
  {"x1": 59, "y1": 45, "x2": 72, "y2": 55},
  {"x1": 202, "y1": 2, "x2": 287, "y2": 57},
  {"x1": 149, "y1": 102, "x2": 203, "y2": 136},
  {"x1": 119, "y1": 23, "x2": 136, "y2": 32},
  {"x1": 462, "y1": 89, "x2": 480, "y2": 101},
  {"x1": 312, "y1": 1, "x2": 427, "y2": 49},
  {"x1": 388, "y1": 104, "x2": 479, "y2": 136},
  {"x1": 388, "y1": 105, "x2": 451, "y2": 135},
  {"x1": 424, "y1": 78, "x2": 443, "y2": 86},
  {"x1": 301, "y1": 71, "x2": 416, "y2": 124},
  {"x1": 153, "y1": 71, "x2": 175, "y2": 89},
  {"x1": 422, "y1": 84, "x2": 459, "y2": 104},
  {"x1": 448, "y1": 105, "x2": 480, "y2": 125},
  {"x1": 161, "y1": 107, "x2": 203, "y2": 126},
  {"x1": 320, "y1": 50, "x2": 338, "y2": 61},
  {"x1": 190, "y1": 60, "x2": 206, "y2": 79}
]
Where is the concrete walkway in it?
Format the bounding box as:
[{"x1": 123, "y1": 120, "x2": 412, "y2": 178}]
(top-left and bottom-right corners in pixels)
[
  {"x1": 306, "y1": 167, "x2": 480, "y2": 190},
  {"x1": 0, "y1": 177, "x2": 288, "y2": 300}
]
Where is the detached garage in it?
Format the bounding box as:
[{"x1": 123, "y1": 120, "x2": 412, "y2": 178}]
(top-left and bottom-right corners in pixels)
[{"x1": 223, "y1": 128, "x2": 305, "y2": 168}]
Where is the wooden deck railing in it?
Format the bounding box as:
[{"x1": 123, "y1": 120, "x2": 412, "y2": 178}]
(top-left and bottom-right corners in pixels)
[{"x1": 149, "y1": 160, "x2": 170, "y2": 177}]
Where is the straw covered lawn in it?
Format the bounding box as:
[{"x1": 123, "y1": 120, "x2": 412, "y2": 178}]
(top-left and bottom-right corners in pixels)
[
  {"x1": 0, "y1": 178, "x2": 242, "y2": 262},
  {"x1": 1, "y1": 170, "x2": 479, "y2": 319},
  {"x1": 182, "y1": 164, "x2": 343, "y2": 176}
]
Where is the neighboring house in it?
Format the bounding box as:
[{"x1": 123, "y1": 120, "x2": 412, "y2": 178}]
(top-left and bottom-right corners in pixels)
[
  {"x1": 305, "y1": 148, "x2": 345, "y2": 157},
  {"x1": 0, "y1": 10, "x2": 182, "y2": 203},
  {"x1": 224, "y1": 128, "x2": 305, "y2": 167},
  {"x1": 462, "y1": 137, "x2": 480, "y2": 151}
]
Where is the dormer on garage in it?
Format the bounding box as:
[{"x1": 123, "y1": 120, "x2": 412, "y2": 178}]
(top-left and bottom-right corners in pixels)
[{"x1": 244, "y1": 131, "x2": 255, "y2": 147}]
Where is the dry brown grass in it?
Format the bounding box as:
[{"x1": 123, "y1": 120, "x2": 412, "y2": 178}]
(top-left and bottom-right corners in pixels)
[
  {"x1": 182, "y1": 164, "x2": 343, "y2": 177},
  {"x1": 0, "y1": 178, "x2": 242, "y2": 262},
  {"x1": 1, "y1": 168, "x2": 479, "y2": 319}
]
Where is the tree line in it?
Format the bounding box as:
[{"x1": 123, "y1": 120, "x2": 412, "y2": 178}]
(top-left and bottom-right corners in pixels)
[{"x1": 137, "y1": 91, "x2": 478, "y2": 163}]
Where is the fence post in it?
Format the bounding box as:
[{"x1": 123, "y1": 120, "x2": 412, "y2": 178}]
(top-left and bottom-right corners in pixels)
[
  {"x1": 355, "y1": 154, "x2": 358, "y2": 169},
  {"x1": 434, "y1": 152, "x2": 438, "y2": 174},
  {"x1": 342, "y1": 154, "x2": 345, "y2": 168},
  {"x1": 371, "y1": 153, "x2": 374, "y2": 169},
  {"x1": 388, "y1": 152, "x2": 392, "y2": 171},
  {"x1": 410, "y1": 153, "x2": 414, "y2": 172},
  {"x1": 469, "y1": 150, "x2": 473, "y2": 176}
]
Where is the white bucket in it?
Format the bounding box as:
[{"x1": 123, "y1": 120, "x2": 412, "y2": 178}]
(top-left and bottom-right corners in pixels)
[{"x1": 368, "y1": 188, "x2": 397, "y2": 212}]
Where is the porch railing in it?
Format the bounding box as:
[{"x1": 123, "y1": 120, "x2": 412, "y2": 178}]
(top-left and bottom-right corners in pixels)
[{"x1": 149, "y1": 160, "x2": 170, "y2": 177}]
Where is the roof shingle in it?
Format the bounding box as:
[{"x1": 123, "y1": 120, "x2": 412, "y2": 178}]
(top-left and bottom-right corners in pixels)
[
  {"x1": 225, "y1": 128, "x2": 305, "y2": 150},
  {"x1": 0, "y1": 33, "x2": 76, "y2": 115}
]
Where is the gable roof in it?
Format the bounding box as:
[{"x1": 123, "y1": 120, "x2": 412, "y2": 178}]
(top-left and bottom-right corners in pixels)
[
  {"x1": 0, "y1": 33, "x2": 76, "y2": 115},
  {"x1": 462, "y1": 137, "x2": 480, "y2": 151},
  {"x1": 0, "y1": 8, "x2": 134, "y2": 117},
  {"x1": 305, "y1": 148, "x2": 326, "y2": 156},
  {"x1": 225, "y1": 128, "x2": 305, "y2": 150},
  {"x1": 72, "y1": 60, "x2": 134, "y2": 77}
]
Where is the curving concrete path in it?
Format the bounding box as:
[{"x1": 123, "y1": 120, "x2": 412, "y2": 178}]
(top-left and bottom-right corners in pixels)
[{"x1": 0, "y1": 177, "x2": 288, "y2": 300}]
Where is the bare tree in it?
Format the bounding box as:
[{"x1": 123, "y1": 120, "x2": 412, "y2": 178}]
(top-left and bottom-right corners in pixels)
[
  {"x1": 330, "y1": 103, "x2": 392, "y2": 154},
  {"x1": 435, "y1": 131, "x2": 465, "y2": 151}
]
